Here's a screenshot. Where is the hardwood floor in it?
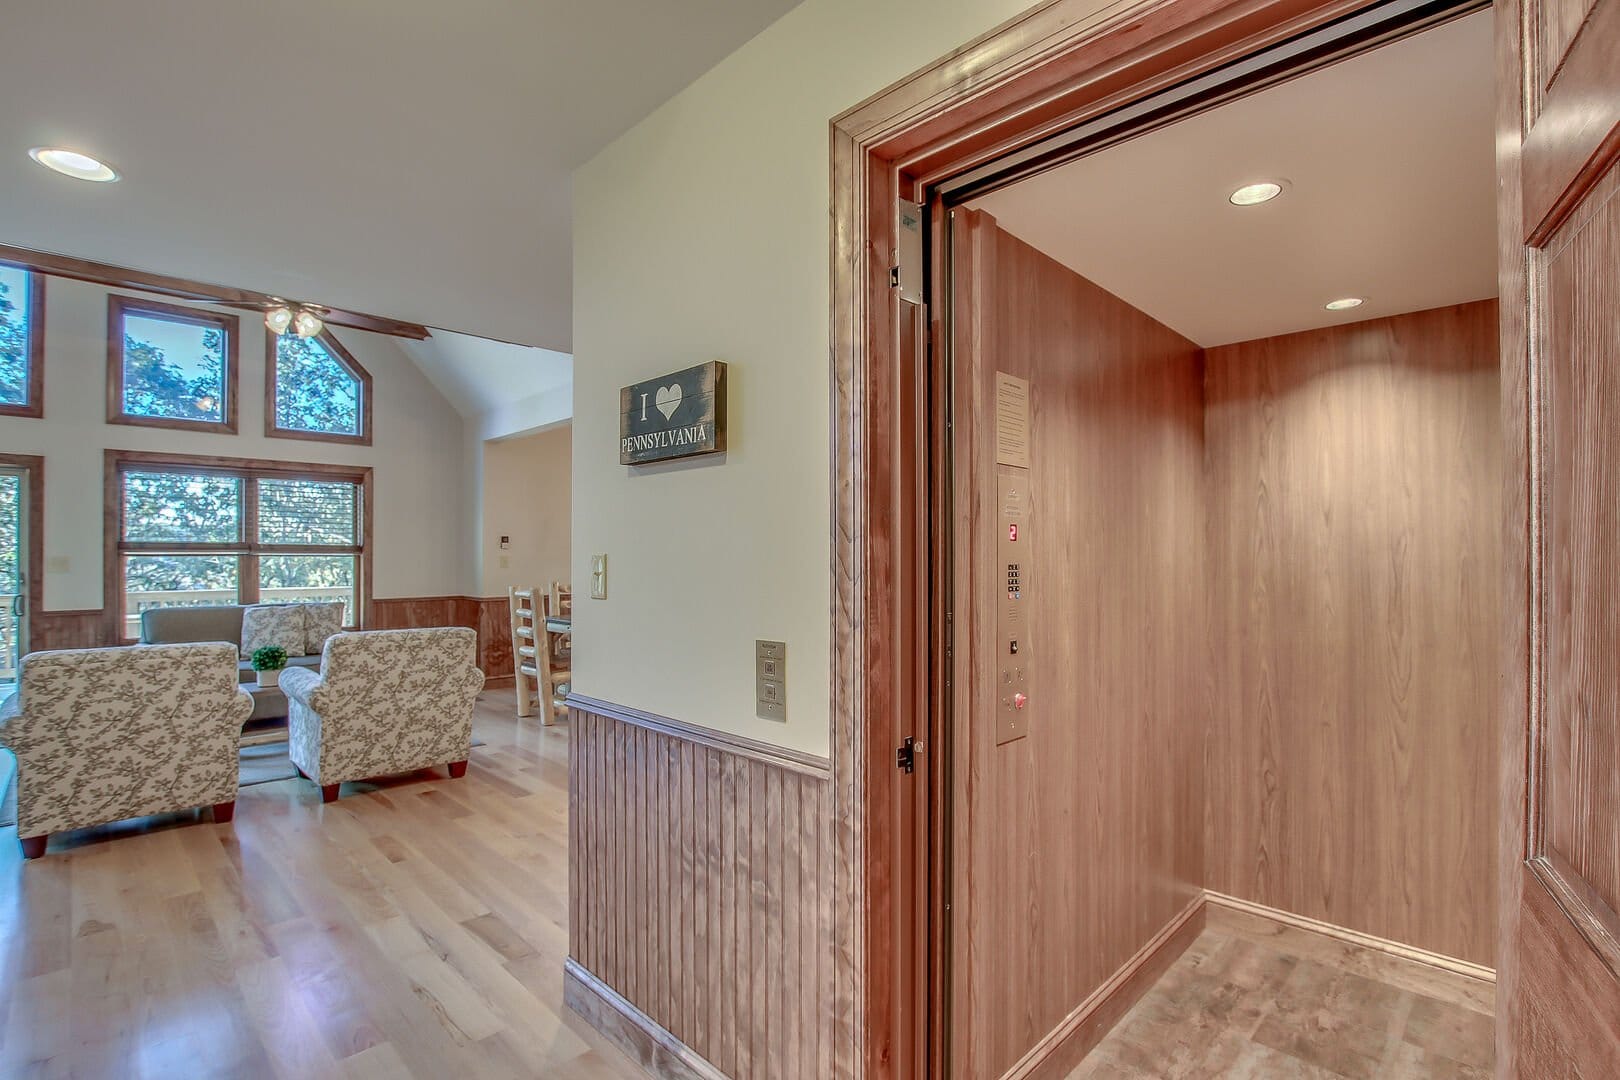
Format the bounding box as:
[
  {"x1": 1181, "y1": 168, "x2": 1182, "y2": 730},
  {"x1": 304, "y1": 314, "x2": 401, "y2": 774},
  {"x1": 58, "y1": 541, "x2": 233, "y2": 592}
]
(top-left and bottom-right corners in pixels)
[
  {"x1": 0, "y1": 695, "x2": 646, "y2": 1080},
  {"x1": 1, "y1": 694, "x2": 1498, "y2": 1080},
  {"x1": 1069, "y1": 911, "x2": 1495, "y2": 1079}
]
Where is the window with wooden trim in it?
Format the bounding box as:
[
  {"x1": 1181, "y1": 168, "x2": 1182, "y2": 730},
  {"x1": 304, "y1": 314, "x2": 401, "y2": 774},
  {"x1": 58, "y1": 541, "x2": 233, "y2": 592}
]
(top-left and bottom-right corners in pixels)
[
  {"x1": 107, "y1": 296, "x2": 239, "y2": 432},
  {"x1": 0, "y1": 261, "x2": 45, "y2": 418},
  {"x1": 108, "y1": 452, "x2": 370, "y2": 642},
  {"x1": 267, "y1": 330, "x2": 372, "y2": 444}
]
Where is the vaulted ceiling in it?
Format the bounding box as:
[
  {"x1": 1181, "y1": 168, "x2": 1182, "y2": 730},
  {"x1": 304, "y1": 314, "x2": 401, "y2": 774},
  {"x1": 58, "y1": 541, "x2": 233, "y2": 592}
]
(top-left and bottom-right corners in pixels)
[{"x1": 0, "y1": 0, "x2": 803, "y2": 351}]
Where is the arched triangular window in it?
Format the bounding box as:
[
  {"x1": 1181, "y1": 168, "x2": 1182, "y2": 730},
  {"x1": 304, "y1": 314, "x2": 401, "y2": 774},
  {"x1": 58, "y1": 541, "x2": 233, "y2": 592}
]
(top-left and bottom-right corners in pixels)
[{"x1": 267, "y1": 329, "x2": 371, "y2": 444}]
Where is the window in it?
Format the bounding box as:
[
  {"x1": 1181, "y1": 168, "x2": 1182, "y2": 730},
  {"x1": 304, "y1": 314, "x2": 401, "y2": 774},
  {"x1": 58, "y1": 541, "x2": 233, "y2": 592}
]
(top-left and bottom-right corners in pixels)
[
  {"x1": 109, "y1": 451, "x2": 369, "y2": 642},
  {"x1": 108, "y1": 296, "x2": 239, "y2": 432},
  {"x1": 267, "y1": 330, "x2": 371, "y2": 444},
  {"x1": 0, "y1": 262, "x2": 44, "y2": 418}
]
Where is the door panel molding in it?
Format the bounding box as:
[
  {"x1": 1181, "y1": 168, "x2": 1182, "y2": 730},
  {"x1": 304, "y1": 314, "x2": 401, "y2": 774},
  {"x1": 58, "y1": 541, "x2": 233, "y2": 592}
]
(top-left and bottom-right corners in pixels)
[{"x1": 1501, "y1": 0, "x2": 1620, "y2": 1062}]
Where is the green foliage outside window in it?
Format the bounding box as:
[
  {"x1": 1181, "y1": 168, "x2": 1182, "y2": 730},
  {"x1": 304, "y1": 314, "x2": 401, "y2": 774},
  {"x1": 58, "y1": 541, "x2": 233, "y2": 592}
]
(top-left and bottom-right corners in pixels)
[
  {"x1": 0, "y1": 271, "x2": 31, "y2": 406},
  {"x1": 122, "y1": 322, "x2": 226, "y2": 423},
  {"x1": 276, "y1": 336, "x2": 360, "y2": 435}
]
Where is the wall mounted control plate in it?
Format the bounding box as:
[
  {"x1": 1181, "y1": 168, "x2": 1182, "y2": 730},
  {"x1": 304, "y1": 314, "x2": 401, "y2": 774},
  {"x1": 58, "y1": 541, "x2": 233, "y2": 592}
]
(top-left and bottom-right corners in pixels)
[
  {"x1": 756, "y1": 640, "x2": 786, "y2": 721},
  {"x1": 590, "y1": 554, "x2": 608, "y2": 599},
  {"x1": 996, "y1": 465, "x2": 1031, "y2": 744}
]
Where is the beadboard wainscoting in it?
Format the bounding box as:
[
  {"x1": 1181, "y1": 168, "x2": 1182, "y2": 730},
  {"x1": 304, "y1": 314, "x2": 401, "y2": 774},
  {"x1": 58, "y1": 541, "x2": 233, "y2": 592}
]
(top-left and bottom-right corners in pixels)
[
  {"x1": 30, "y1": 609, "x2": 112, "y2": 651},
  {"x1": 566, "y1": 696, "x2": 837, "y2": 1079},
  {"x1": 370, "y1": 595, "x2": 513, "y2": 682},
  {"x1": 25, "y1": 598, "x2": 512, "y2": 681}
]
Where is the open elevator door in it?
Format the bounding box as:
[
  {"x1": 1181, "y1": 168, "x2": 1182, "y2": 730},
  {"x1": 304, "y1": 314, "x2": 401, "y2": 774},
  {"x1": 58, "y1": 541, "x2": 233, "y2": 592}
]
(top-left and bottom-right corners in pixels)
[
  {"x1": 1499, "y1": 0, "x2": 1620, "y2": 1065},
  {"x1": 912, "y1": 1, "x2": 1507, "y2": 1077}
]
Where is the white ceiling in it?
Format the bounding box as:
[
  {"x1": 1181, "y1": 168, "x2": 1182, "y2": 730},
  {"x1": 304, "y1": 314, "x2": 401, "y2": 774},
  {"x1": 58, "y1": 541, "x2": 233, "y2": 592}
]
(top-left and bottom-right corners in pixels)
[
  {"x1": 400, "y1": 330, "x2": 573, "y2": 440},
  {"x1": 971, "y1": 10, "x2": 1496, "y2": 348},
  {"x1": 0, "y1": 0, "x2": 803, "y2": 351}
]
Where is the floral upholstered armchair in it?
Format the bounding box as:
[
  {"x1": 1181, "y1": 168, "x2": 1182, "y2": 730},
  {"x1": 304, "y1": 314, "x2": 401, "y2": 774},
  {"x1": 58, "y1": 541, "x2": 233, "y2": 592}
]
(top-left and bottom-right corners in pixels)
[
  {"x1": 281, "y1": 627, "x2": 485, "y2": 803},
  {"x1": 0, "y1": 643, "x2": 253, "y2": 859}
]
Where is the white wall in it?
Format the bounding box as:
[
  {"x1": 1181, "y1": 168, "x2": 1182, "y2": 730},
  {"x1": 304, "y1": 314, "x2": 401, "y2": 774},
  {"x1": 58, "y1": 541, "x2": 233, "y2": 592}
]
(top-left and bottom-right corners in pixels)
[
  {"x1": 571, "y1": 0, "x2": 1041, "y2": 755},
  {"x1": 481, "y1": 425, "x2": 571, "y2": 597},
  {"x1": 0, "y1": 275, "x2": 473, "y2": 611}
]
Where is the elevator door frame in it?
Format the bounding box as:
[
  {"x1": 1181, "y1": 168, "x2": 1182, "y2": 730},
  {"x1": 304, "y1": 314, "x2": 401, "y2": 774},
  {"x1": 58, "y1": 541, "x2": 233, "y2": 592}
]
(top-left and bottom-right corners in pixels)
[{"x1": 830, "y1": 0, "x2": 1487, "y2": 1075}]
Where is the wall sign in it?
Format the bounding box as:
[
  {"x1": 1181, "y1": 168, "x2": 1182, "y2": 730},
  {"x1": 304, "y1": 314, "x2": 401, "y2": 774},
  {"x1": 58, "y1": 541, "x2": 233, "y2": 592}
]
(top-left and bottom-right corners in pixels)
[{"x1": 620, "y1": 361, "x2": 728, "y2": 465}]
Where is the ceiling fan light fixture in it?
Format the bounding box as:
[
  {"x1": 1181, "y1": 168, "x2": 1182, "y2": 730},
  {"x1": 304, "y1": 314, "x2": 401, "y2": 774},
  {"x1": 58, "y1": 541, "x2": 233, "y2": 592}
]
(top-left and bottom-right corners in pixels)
[
  {"x1": 28, "y1": 147, "x2": 119, "y2": 183},
  {"x1": 265, "y1": 305, "x2": 294, "y2": 335},
  {"x1": 1229, "y1": 180, "x2": 1284, "y2": 206},
  {"x1": 292, "y1": 308, "x2": 324, "y2": 338}
]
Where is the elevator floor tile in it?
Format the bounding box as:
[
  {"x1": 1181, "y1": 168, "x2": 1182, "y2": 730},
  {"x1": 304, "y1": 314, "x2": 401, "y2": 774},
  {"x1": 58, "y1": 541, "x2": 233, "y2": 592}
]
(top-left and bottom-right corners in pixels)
[{"x1": 1068, "y1": 925, "x2": 1492, "y2": 1078}]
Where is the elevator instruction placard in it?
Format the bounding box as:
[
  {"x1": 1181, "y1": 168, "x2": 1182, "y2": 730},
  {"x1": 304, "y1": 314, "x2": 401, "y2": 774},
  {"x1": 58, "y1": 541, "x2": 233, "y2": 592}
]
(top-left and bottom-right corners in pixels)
[{"x1": 995, "y1": 372, "x2": 1030, "y2": 469}]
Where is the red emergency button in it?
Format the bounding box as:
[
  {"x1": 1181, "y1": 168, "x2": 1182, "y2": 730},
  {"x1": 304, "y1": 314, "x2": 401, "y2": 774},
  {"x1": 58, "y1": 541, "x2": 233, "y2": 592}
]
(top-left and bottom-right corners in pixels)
[{"x1": 1013, "y1": 692, "x2": 1028, "y2": 710}]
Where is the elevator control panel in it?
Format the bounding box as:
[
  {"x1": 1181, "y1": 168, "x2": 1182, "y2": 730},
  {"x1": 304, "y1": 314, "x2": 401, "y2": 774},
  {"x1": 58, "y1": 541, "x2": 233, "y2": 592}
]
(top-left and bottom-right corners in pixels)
[{"x1": 994, "y1": 370, "x2": 1033, "y2": 745}]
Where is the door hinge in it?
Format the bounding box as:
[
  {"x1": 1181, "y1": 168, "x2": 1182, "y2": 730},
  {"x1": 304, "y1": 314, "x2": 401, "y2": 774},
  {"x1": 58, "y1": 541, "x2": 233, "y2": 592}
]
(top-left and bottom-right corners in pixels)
[{"x1": 897, "y1": 735, "x2": 922, "y2": 774}]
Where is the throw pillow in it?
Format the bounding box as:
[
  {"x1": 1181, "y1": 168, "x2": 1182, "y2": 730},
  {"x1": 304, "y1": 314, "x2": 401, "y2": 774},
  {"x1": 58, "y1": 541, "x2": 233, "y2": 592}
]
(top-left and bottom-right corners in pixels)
[
  {"x1": 241, "y1": 604, "x2": 307, "y2": 660},
  {"x1": 303, "y1": 601, "x2": 345, "y2": 656}
]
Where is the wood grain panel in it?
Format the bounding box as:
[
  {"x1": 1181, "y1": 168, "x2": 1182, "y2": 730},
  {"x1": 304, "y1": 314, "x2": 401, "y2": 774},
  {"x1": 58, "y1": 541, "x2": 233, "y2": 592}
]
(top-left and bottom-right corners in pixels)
[
  {"x1": 568, "y1": 701, "x2": 833, "y2": 1078},
  {"x1": 1203, "y1": 301, "x2": 1501, "y2": 968},
  {"x1": 372, "y1": 595, "x2": 512, "y2": 679},
  {"x1": 950, "y1": 211, "x2": 1207, "y2": 1078},
  {"x1": 1543, "y1": 161, "x2": 1620, "y2": 925},
  {"x1": 29, "y1": 610, "x2": 109, "y2": 651}
]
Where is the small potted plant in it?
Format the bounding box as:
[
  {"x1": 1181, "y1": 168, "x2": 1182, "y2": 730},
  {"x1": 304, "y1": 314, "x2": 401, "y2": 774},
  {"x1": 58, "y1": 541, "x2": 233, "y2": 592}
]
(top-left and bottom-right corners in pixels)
[{"x1": 251, "y1": 645, "x2": 288, "y2": 688}]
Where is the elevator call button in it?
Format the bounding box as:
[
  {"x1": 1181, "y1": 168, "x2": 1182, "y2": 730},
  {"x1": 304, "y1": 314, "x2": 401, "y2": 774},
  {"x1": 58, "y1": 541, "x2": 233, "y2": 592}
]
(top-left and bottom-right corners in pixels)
[{"x1": 996, "y1": 460, "x2": 1031, "y2": 746}]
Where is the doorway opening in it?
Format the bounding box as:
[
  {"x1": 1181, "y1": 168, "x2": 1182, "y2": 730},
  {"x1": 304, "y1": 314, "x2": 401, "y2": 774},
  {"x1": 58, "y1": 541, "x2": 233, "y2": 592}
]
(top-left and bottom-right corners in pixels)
[
  {"x1": 0, "y1": 455, "x2": 41, "y2": 692},
  {"x1": 843, "y1": 0, "x2": 1505, "y2": 1074}
]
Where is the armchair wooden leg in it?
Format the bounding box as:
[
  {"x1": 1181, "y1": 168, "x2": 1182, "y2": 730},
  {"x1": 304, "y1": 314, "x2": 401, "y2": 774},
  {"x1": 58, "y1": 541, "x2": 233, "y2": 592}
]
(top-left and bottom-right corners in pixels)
[
  {"x1": 212, "y1": 800, "x2": 236, "y2": 824},
  {"x1": 448, "y1": 760, "x2": 468, "y2": 779},
  {"x1": 20, "y1": 834, "x2": 46, "y2": 860},
  {"x1": 320, "y1": 783, "x2": 340, "y2": 804}
]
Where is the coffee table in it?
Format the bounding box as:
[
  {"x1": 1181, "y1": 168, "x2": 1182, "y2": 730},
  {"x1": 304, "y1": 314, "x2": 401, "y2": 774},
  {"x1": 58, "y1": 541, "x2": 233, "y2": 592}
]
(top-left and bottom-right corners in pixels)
[{"x1": 240, "y1": 682, "x2": 290, "y2": 747}]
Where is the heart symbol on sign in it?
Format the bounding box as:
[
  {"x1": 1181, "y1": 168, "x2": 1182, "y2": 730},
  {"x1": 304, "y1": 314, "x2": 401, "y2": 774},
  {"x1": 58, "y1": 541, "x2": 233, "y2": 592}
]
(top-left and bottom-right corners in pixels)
[{"x1": 655, "y1": 384, "x2": 682, "y2": 421}]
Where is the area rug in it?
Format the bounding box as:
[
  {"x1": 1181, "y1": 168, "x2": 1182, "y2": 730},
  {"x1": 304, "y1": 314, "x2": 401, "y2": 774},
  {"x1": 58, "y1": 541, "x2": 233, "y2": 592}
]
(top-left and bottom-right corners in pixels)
[
  {"x1": 239, "y1": 737, "x2": 485, "y2": 788},
  {"x1": 0, "y1": 739, "x2": 487, "y2": 829}
]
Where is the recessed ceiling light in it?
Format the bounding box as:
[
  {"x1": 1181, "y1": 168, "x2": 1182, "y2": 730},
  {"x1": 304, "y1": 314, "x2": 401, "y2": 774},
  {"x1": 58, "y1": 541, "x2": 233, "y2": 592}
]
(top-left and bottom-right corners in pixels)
[
  {"x1": 28, "y1": 147, "x2": 119, "y2": 183},
  {"x1": 1325, "y1": 297, "x2": 1365, "y2": 311},
  {"x1": 1229, "y1": 181, "x2": 1283, "y2": 206}
]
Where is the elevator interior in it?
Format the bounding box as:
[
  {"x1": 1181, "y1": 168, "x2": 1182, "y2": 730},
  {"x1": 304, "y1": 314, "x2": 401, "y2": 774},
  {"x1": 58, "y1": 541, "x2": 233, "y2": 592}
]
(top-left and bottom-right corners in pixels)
[{"x1": 938, "y1": 8, "x2": 1500, "y2": 1075}]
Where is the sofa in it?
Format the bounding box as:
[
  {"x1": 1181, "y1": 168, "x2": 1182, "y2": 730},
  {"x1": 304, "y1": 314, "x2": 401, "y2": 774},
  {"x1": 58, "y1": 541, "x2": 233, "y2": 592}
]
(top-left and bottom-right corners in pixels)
[
  {"x1": 281, "y1": 627, "x2": 484, "y2": 802},
  {"x1": 0, "y1": 643, "x2": 253, "y2": 858},
  {"x1": 140, "y1": 605, "x2": 323, "y2": 720}
]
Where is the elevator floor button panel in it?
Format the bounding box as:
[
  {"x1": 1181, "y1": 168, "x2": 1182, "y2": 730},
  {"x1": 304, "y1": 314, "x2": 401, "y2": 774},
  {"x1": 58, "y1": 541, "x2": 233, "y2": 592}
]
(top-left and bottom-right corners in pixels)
[{"x1": 996, "y1": 463, "x2": 1031, "y2": 744}]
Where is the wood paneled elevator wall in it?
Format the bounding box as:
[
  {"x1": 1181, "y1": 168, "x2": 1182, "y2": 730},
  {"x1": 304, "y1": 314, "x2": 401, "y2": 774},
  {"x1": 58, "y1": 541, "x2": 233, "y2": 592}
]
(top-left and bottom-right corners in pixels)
[
  {"x1": 950, "y1": 209, "x2": 1500, "y2": 1073},
  {"x1": 950, "y1": 210, "x2": 1209, "y2": 1078},
  {"x1": 1203, "y1": 299, "x2": 1501, "y2": 967}
]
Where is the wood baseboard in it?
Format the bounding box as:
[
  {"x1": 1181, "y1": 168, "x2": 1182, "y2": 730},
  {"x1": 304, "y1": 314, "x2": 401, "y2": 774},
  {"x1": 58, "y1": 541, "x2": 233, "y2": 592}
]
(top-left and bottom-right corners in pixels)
[
  {"x1": 482, "y1": 674, "x2": 516, "y2": 690},
  {"x1": 1003, "y1": 893, "x2": 1207, "y2": 1080},
  {"x1": 1201, "y1": 892, "x2": 1497, "y2": 984},
  {"x1": 564, "y1": 958, "x2": 726, "y2": 1080}
]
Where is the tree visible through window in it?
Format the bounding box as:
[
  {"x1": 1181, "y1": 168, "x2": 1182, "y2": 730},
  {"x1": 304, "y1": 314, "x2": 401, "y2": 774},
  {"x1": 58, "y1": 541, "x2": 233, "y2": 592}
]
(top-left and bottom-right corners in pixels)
[
  {"x1": 0, "y1": 264, "x2": 36, "y2": 410},
  {"x1": 122, "y1": 315, "x2": 226, "y2": 422},
  {"x1": 273, "y1": 333, "x2": 367, "y2": 440},
  {"x1": 113, "y1": 455, "x2": 368, "y2": 639},
  {"x1": 110, "y1": 298, "x2": 237, "y2": 430}
]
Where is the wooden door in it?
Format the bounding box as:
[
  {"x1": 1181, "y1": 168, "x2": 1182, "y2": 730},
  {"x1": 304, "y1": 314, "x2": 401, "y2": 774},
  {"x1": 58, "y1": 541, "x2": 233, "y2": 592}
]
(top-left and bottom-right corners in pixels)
[{"x1": 1501, "y1": 0, "x2": 1620, "y2": 1068}]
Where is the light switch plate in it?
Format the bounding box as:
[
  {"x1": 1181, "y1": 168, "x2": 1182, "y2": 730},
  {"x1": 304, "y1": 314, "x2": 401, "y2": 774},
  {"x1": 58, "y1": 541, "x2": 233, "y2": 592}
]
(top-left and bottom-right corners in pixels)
[{"x1": 590, "y1": 554, "x2": 608, "y2": 599}]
